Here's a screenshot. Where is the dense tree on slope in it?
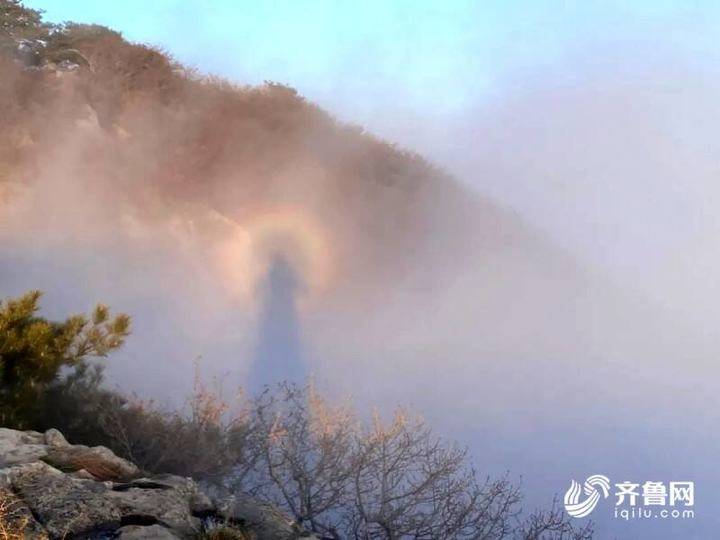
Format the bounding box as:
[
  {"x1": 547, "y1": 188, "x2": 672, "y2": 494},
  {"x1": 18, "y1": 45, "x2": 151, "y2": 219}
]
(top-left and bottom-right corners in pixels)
[{"x1": 0, "y1": 0, "x2": 43, "y2": 39}]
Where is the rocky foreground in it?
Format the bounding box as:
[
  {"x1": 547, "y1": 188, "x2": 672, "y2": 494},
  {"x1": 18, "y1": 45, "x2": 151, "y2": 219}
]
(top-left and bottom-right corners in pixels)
[{"x1": 0, "y1": 428, "x2": 314, "y2": 539}]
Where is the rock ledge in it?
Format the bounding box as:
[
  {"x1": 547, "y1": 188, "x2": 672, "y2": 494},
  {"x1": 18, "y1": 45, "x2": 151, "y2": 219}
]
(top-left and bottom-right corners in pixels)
[{"x1": 0, "y1": 428, "x2": 310, "y2": 539}]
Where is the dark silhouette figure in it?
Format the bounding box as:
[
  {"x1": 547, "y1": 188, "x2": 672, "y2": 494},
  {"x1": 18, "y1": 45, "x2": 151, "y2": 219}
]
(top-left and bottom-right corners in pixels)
[{"x1": 250, "y1": 255, "x2": 306, "y2": 390}]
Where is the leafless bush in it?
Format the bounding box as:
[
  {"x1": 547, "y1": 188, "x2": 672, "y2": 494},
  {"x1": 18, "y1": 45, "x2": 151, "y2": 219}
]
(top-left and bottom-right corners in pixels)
[
  {"x1": 95, "y1": 370, "x2": 256, "y2": 483},
  {"x1": 229, "y1": 382, "x2": 593, "y2": 540},
  {"x1": 346, "y1": 410, "x2": 520, "y2": 539},
  {"x1": 515, "y1": 497, "x2": 594, "y2": 540},
  {"x1": 39, "y1": 363, "x2": 257, "y2": 484},
  {"x1": 236, "y1": 382, "x2": 357, "y2": 537}
]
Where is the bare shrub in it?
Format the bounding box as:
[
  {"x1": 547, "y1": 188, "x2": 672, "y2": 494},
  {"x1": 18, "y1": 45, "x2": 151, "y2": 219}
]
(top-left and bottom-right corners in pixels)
[
  {"x1": 347, "y1": 410, "x2": 519, "y2": 539},
  {"x1": 230, "y1": 382, "x2": 593, "y2": 540},
  {"x1": 239, "y1": 382, "x2": 357, "y2": 537},
  {"x1": 516, "y1": 498, "x2": 594, "y2": 540},
  {"x1": 91, "y1": 368, "x2": 256, "y2": 483}
]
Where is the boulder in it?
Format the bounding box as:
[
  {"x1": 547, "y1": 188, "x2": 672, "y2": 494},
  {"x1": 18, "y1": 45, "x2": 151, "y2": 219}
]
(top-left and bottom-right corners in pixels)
[
  {"x1": 217, "y1": 493, "x2": 298, "y2": 540},
  {"x1": 10, "y1": 461, "x2": 121, "y2": 537},
  {"x1": 114, "y1": 475, "x2": 213, "y2": 514},
  {"x1": 43, "y1": 429, "x2": 68, "y2": 448},
  {"x1": 43, "y1": 443, "x2": 140, "y2": 481},
  {"x1": 0, "y1": 429, "x2": 48, "y2": 467},
  {"x1": 107, "y1": 480, "x2": 202, "y2": 538}
]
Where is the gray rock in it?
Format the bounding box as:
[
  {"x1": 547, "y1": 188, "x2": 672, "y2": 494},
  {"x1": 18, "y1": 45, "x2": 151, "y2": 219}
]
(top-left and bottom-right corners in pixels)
[
  {"x1": 69, "y1": 468, "x2": 98, "y2": 481},
  {"x1": 107, "y1": 486, "x2": 201, "y2": 538},
  {"x1": 10, "y1": 461, "x2": 121, "y2": 537},
  {"x1": 189, "y1": 489, "x2": 214, "y2": 515},
  {"x1": 116, "y1": 524, "x2": 181, "y2": 539},
  {"x1": 0, "y1": 428, "x2": 48, "y2": 467},
  {"x1": 0, "y1": 462, "x2": 57, "y2": 489},
  {"x1": 43, "y1": 429, "x2": 68, "y2": 447},
  {"x1": 0, "y1": 429, "x2": 44, "y2": 445},
  {"x1": 0, "y1": 428, "x2": 311, "y2": 540},
  {"x1": 43, "y1": 443, "x2": 139, "y2": 481},
  {"x1": 217, "y1": 494, "x2": 297, "y2": 540},
  {"x1": 113, "y1": 475, "x2": 214, "y2": 515}
]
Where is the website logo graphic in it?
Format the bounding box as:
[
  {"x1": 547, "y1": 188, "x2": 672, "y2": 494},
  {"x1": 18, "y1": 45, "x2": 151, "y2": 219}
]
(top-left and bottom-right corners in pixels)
[{"x1": 563, "y1": 474, "x2": 611, "y2": 518}]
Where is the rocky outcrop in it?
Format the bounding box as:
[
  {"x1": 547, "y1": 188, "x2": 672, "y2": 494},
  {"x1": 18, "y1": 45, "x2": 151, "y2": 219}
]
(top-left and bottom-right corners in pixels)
[
  {"x1": 217, "y1": 494, "x2": 301, "y2": 540},
  {"x1": 0, "y1": 428, "x2": 313, "y2": 539}
]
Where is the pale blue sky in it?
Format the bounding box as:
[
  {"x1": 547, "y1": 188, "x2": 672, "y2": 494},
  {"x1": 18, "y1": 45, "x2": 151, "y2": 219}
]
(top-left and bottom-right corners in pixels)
[{"x1": 25, "y1": 1, "x2": 720, "y2": 120}]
